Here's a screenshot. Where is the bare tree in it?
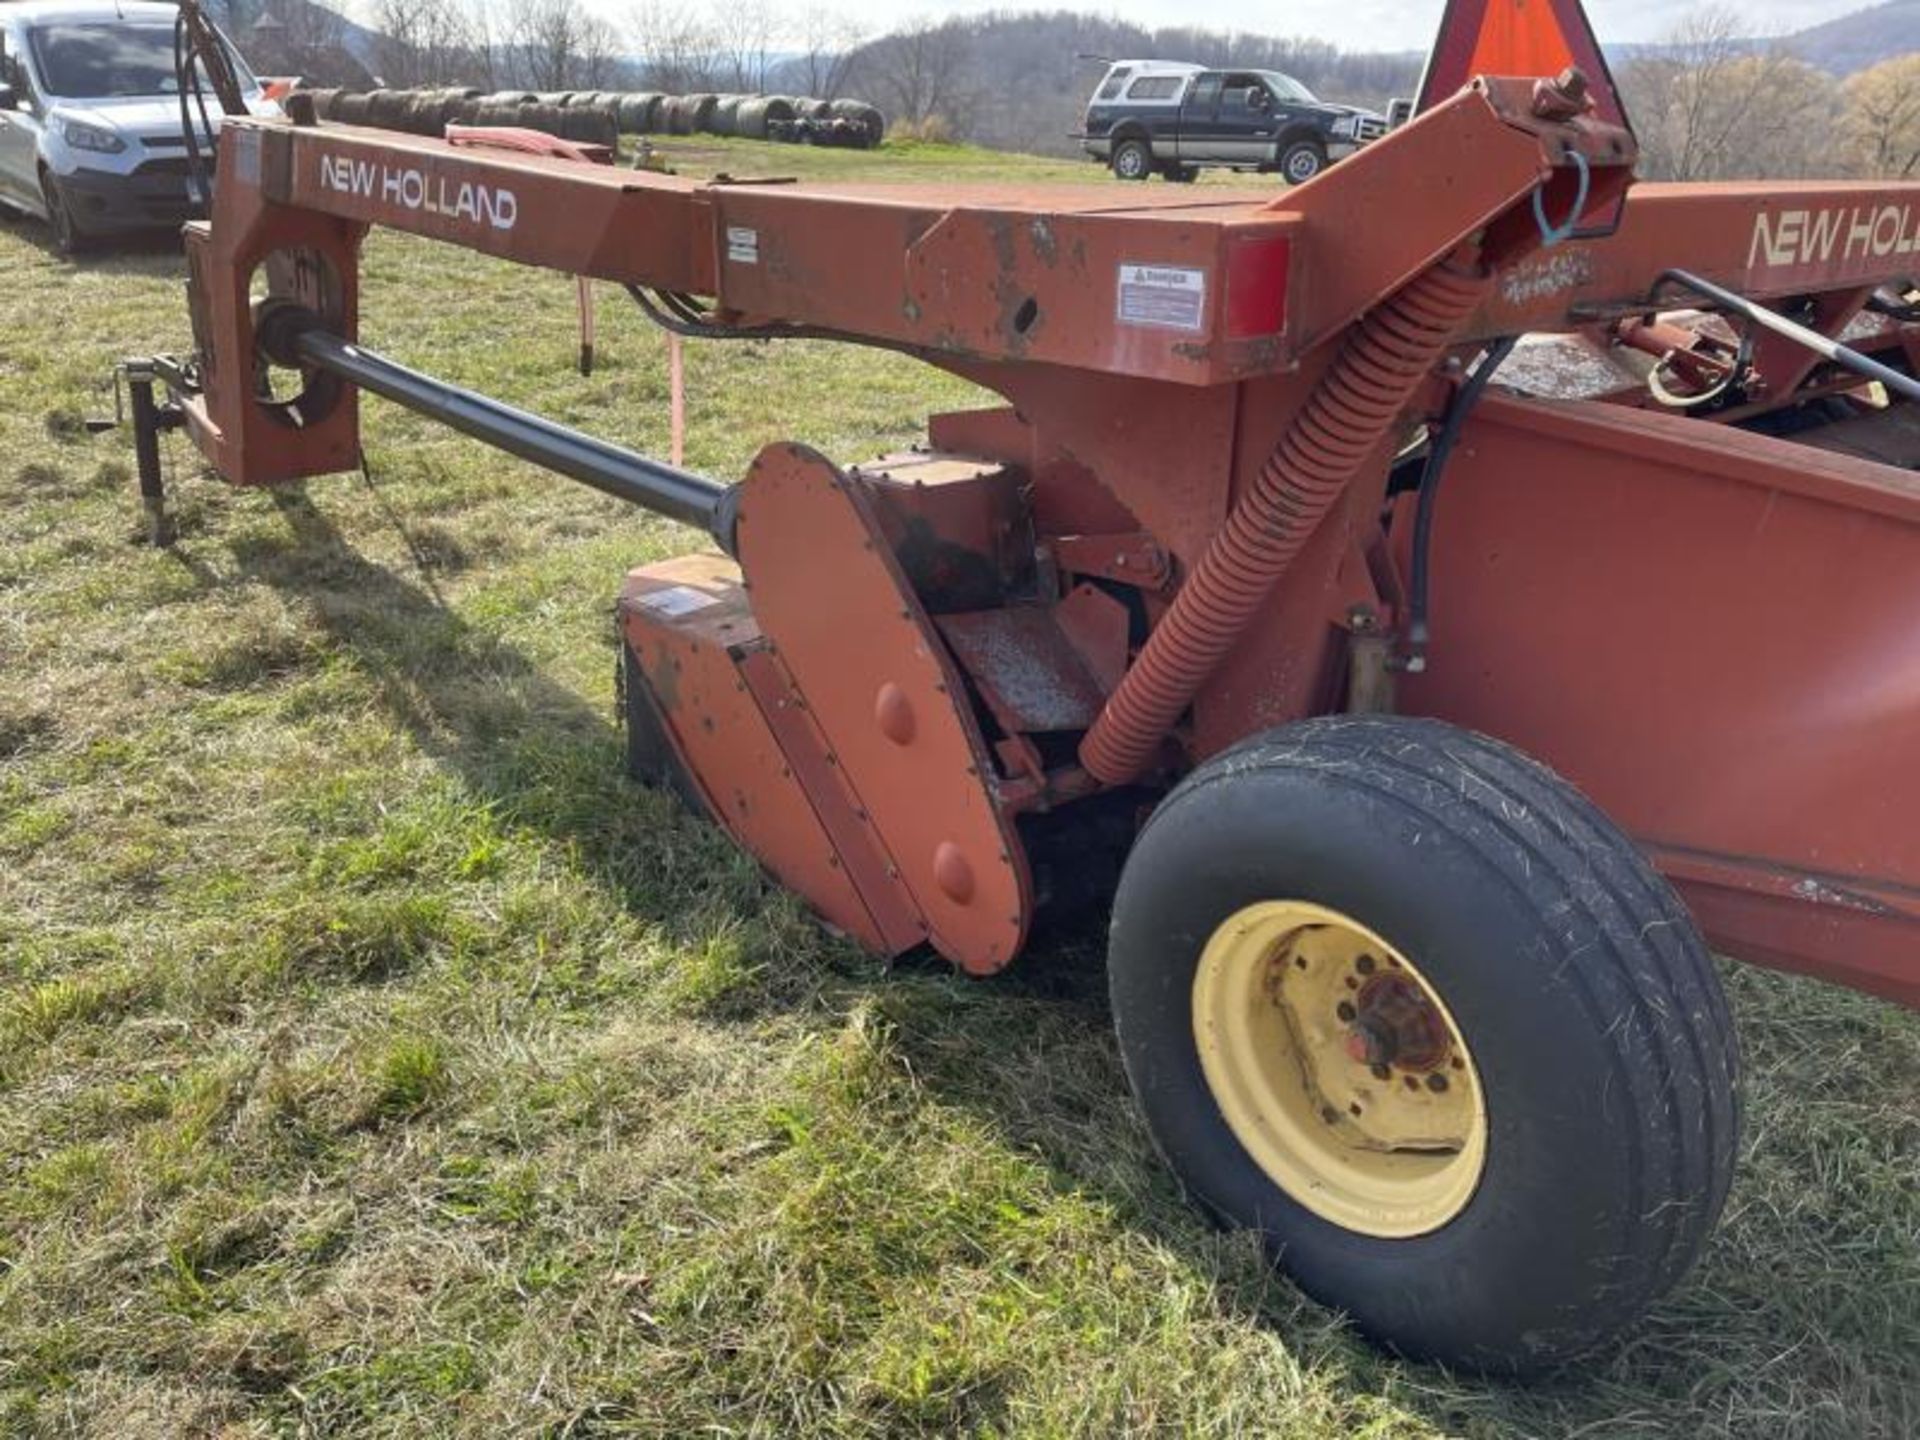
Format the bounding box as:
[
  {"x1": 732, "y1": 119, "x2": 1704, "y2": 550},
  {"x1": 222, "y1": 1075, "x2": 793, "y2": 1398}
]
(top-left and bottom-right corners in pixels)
[
  {"x1": 630, "y1": 0, "x2": 719, "y2": 92},
  {"x1": 373, "y1": 0, "x2": 477, "y2": 87},
  {"x1": 790, "y1": 7, "x2": 864, "y2": 99},
  {"x1": 712, "y1": 0, "x2": 776, "y2": 93},
  {"x1": 1842, "y1": 54, "x2": 1920, "y2": 179},
  {"x1": 506, "y1": 0, "x2": 618, "y2": 88},
  {"x1": 1620, "y1": 8, "x2": 1840, "y2": 181},
  {"x1": 850, "y1": 18, "x2": 972, "y2": 131}
]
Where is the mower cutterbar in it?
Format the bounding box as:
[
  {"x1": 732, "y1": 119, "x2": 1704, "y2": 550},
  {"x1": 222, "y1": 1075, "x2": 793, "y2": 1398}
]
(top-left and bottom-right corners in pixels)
[{"x1": 142, "y1": 50, "x2": 1920, "y2": 1371}]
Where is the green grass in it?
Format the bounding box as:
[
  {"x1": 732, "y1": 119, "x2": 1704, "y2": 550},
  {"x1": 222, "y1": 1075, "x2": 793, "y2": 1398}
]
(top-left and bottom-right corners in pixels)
[{"x1": 2, "y1": 137, "x2": 1918, "y2": 1438}]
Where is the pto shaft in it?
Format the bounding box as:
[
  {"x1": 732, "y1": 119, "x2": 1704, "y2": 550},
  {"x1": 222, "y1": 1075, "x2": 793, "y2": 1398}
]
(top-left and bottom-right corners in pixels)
[{"x1": 271, "y1": 313, "x2": 735, "y2": 548}]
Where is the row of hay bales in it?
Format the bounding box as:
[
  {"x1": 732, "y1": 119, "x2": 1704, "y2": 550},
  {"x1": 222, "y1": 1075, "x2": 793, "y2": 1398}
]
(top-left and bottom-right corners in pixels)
[
  {"x1": 295, "y1": 86, "x2": 886, "y2": 150},
  {"x1": 636, "y1": 93, "x2": 885, "y2": 148},
  {"x1": 297, "y1": 88, "x2": 621, "y2": 146}
]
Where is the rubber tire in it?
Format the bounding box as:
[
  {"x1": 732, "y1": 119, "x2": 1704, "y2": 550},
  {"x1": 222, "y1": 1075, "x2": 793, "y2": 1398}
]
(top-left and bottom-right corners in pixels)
[
  {"x1": 1108, "y1": 715, "x2": 1740, "y2": 1373},
  {"x1": 1111, "y1": 138, "x2": 1152, "y2": 181},
  {"x1": 1163, "y1": 164, "x2": 1198, "y2": 183},
  {"x1": 39, "y1": 171, "x2": 85, "y2": 256},
  {"x1": 1279, "y1": 139, "x2": 1327, "y2": 185}
]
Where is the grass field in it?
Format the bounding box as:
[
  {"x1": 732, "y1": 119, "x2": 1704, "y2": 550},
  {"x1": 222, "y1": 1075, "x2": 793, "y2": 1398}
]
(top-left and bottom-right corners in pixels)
[{"x1": 1, "y1": 136, "x2": 1917, "y2": 1438}]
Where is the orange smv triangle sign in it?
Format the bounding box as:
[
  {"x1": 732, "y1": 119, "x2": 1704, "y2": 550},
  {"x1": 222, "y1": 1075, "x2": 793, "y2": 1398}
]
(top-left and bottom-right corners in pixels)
[{"x1": 1415, "y1": 0, "x2": 1630, "y2": 129}]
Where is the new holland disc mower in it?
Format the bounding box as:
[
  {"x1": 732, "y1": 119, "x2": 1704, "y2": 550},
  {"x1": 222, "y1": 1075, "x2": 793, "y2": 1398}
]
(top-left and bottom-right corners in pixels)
[{"x1": 124, "y1": 0, "x2": 1920, "y2": 1372}]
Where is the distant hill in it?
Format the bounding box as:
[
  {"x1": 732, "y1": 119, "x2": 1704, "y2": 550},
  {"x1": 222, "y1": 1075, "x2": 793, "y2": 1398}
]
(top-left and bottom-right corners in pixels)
[
  {"x1": 826, "y1": 5, "x2": 1917, "y2": 157},
  {"x1": 832, "y1": 12, "x2": 1422, "y2": 157},
  {"x1": 1781, "y1": 0, "x2": 1920, "y2": 74}
]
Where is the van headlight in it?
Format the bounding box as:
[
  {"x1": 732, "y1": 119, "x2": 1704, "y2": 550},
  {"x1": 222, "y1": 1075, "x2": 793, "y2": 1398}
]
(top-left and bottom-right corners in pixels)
[{"x1": 61, "y1": 119, "x2": 126, "y2": 153}]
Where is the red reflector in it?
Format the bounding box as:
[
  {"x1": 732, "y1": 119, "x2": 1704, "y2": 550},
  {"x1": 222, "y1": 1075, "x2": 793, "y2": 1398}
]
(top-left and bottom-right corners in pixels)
[{"x1": 1225, "y1": 234, "x2": 1289, "y2": 340}]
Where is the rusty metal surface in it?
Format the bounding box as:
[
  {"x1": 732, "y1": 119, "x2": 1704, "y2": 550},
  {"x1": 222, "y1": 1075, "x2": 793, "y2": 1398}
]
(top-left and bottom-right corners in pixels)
[
  {"x1": 1053, "y1": 583, "x2": 1131, "y2": 695},
  {"x1": 1396, "y1": 391, "x2": 1920, "y2": 1005},
  {"x1": 857, "y1": 452, "x2": 1028, "y2": 614},
  {"x1": 936, "y1": 607, "x2": 1108, "y2": 733},
  {"x1": 617, "y1": 554, "x2": 888, "y2": 952},
  {"x1": 1259, "y1": 82, "x2": 1629, "y2": 354},
  {"x1": 736, "y1": 443, "x2": 1031, "y2": 974}
]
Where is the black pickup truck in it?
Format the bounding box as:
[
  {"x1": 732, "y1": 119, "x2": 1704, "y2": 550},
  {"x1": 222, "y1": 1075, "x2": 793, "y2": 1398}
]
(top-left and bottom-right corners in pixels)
[{"x1": 1080, "y1": 61, "x2": 1387, "y2": 184}]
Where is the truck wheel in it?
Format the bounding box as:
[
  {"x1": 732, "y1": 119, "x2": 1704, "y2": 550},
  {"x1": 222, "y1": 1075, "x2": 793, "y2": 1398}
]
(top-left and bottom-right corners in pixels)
[
  {"x1": 1278, "y1": 139, "x2": 1327, "y2": 184},
  {"x1": 1108, "y1": 715, "x2": 1739, "y2": 1373},
  {"x1": 1111, "y1": 138, "x2": 1152, "y2": 181}
]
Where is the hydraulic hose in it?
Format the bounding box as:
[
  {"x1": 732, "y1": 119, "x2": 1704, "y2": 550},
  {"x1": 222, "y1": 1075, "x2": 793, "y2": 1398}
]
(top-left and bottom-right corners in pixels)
[
  {"x1": 1079, "y1": 252, "x2": 1492, "y2": 785},
  {"x1": 1405, "y1": 334, "x2": 1518, "y2": 669}
]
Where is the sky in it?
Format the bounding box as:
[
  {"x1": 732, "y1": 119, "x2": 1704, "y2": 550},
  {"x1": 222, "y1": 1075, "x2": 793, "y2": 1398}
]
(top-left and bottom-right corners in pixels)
[{"x1": 812, "y1": 0, "x2": 1880, "y2": 52}]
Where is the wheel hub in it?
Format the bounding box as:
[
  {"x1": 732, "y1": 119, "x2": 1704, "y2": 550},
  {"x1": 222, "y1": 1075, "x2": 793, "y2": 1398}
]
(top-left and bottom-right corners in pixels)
[
  {"x1": 1345, "y1": 972, "x2": 1451, "y2": 1072},
  {"x1": 1191, "y1": 900, "x2": 1488, "y2": 1237}
]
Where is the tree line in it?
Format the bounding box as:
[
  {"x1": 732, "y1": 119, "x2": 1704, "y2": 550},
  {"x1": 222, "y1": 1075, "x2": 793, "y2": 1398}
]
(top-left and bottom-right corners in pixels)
[
  {"x1": 1619, "y1": 9, "x2": 1920, "y2": 180},
  {"x1": 228, "y1": 1, "x2": 1919, "y2": 181}
]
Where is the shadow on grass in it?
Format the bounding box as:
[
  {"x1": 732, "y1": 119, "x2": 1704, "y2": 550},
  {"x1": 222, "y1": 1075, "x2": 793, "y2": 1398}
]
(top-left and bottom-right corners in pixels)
[
  {"x1": 0, "y1": 211, "x2": 188, "y2": 274},
  {"x1": 228, "y1": 485, "x2": 1915, "y2": 1438}
]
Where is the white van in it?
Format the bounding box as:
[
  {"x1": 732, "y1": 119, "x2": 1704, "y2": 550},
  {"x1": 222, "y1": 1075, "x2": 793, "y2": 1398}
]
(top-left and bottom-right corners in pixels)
[{"x1": 0, "y1": 1, "x2": 275, "y2": 252}]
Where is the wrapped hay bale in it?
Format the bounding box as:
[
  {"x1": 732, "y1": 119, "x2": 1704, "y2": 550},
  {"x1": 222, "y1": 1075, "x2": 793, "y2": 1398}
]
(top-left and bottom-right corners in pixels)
[
  {"x1": 733, "y1": 94, "x2": 795, "y2": 140},
  {"x1": 366, "y1": 89, "x2": 410, "y2": 130},
  {"x1": 296, "y1": 86, "x2": 341, "y2": 118},
  {"x1": 684, "y1": 93, "x2": 720, "y2": 133},
  {"x1": 829, "y1": 98, "x2": 886, "y2": 148},
  {"x1": 615, "y1": 93, "x2": 662, "y2": 134},
  {"x1": 558, "y1": 101, "x2": 619, "y2": 146},
  {"x1": 708, "y1": 95, "x2": 745, "y2": 137}
]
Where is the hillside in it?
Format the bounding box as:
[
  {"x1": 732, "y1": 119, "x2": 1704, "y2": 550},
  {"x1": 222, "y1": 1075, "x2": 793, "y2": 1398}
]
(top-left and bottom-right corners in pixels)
[
  {"x1": 1784, "y1": 0, "x2": 1920, "y2": 73},
  {"x1": 831, "y1": 13, "x2": 1421, "y2": 158}
]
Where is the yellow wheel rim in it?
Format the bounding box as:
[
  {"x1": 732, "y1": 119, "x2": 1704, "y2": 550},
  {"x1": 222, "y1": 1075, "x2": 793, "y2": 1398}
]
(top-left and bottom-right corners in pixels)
[{"x1": 1192, "y1": 900, "x2": 1487, "y2": 1238}]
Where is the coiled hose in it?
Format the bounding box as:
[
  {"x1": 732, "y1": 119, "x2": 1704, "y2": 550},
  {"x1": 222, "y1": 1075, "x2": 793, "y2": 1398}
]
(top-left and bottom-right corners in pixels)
[{"x1": 1079, "y1": 252, "x2": 1493, "y2": 785}]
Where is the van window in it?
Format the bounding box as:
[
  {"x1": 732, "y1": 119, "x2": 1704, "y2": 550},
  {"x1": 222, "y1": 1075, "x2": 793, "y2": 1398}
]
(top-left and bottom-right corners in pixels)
[
  {"x1": 1126, "y1": 76, "x2": 1184, "y2": 101},
  {"x1": 0, "y1": 28, "x2": 32, "y2": 109},
  {"x1": 28, "y1": 21, "x2": 255, "y2": 101}
]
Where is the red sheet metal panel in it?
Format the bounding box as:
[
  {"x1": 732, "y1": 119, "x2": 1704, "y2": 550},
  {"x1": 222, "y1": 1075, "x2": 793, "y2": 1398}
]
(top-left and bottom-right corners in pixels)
[
  {"x1": 268, "y1": 121, "x2": 715, "y2": 292},
  {"x1": 1397, "y1": 392, "x2": 1920, "y2": 1007},
  {"x1": 736, "y1": 444, "x2": 1033, "y2": 974},
  {"x1": 714, "y1": 185, "x2": 1299, "y2": 384},
  {"x1": 617, "y1": 554, "x2": 890, "y2": 953}
]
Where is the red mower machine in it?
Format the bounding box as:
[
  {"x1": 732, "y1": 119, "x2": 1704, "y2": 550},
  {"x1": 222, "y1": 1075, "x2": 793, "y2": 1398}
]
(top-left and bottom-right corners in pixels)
[{"x1": 127, "y1": 0, "x2": 1920, "y2": 1371}]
